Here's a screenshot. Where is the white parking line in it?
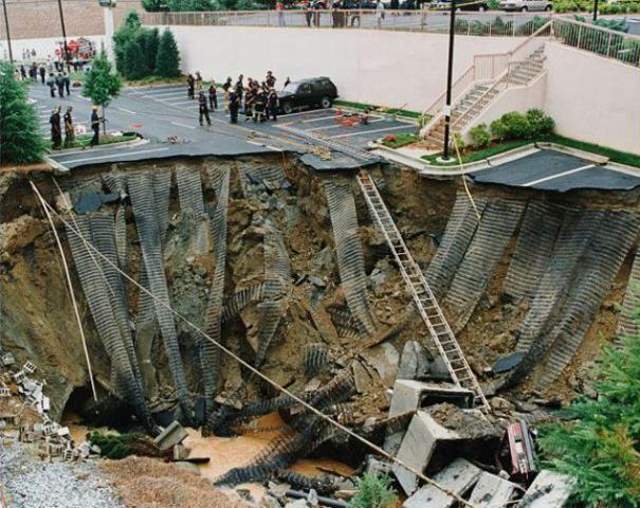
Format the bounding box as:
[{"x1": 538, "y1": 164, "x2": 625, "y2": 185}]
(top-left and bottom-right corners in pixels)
[
  {"x1": 522, "y1": 164, "x2": 594, "y2": 187},
  {"x1": 59, "y1": 147, "x2": 170, "y2": 164},
  {"x1": 306, "y1": 118, "x2": 384, "y2": 132},
  {"x1": 171, "y1": 121, "x2": 196, "y2": 130},
  {"x1": 117, "y1": 107, "x2": 137, "y2": 114},
  {"x1": 301, "y1": 114, "x2": 338, "y2": 123},
  {"x1": 142, "y1": 90, "x2": 186, "y2": 99},
  {"x1": 329, "y1": 124, "x2": 412, "y2": 139},
  {"x1": 281, "y1": 108, "x2": 335, "y2": 120},
  {"x1": 166, "y1": 100, "x2": 197, "y2": 106}
]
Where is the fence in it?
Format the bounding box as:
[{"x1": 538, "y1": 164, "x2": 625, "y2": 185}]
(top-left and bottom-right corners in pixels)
[
  {"x1": 143, "y1": 10, "x2": 551, "y2": 36},
  {"x1": 551, "y1": 17, "x2": 640, "y2": 67}
]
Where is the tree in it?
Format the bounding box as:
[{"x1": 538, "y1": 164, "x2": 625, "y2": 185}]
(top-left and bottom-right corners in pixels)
[
  {"x1": 155, "y1": 29, "x2": 181, "y2": 78},
  {"x1": 139, "y1": 29, "x2": 160, "y2": 76},
  {"x1": 123, "y1": 40, "x2": 147, "y2": 80},
  {"x1": 0, "y1": 61, "x2": 46, "y2": 165},
  {"x1": 141, "y1": 0, "x2": 167, "y2": 11},
  {"x1": 113, "y1": 11, "x2": 143, "y2": 74},
  {"x1": 82, "y1": 52, "x2": 122, "y2": 133}
]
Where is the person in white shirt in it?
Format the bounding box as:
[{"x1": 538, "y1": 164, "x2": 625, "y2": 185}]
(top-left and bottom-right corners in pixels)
[{"x1": 376, "y1": 0, "x2": 385, "y2": 28}]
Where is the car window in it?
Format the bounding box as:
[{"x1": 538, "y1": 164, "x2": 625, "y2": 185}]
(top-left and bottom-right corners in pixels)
[{"x1": 299, "y1": 83, "x2": 312, "y2": 94}]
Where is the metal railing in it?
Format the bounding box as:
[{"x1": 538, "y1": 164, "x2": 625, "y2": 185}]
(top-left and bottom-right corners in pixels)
[
  {"x1": 551, "y1": 17, "x2": 640, "y2": 68},
  {"x1": 143, "y1": 10, "x2": 551, "y2": 36}
]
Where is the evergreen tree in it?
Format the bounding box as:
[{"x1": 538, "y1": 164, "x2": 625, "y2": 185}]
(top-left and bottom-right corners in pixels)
[
  {"x1": 155, "y1": 29, "x2": 181, "y2": 78},
  {"x1": 113, "y1": 11, "x2": 143, "y2": 74},
  {"x1": 123, "y1": 40, "x2": 147, "y2": 80},
  {"x1": 141, "y1": 0, "x2": 166, "y2": 11},
  {"x1": 139, "y1": 28, "x2": 160, "y2": 76},
  {"x1": 82, "y1": 52, "x2": 122, "y2": 131},
  {"x1": 0, "y1": 61, "x2": 46, "y2": 165}
]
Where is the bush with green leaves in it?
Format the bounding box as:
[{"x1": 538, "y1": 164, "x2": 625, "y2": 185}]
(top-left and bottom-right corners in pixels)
[
  {"x1": 82, "y1": 52, "x2": 122, "y2": 132},
  {"x1": 539, "y1": 329, "x2": 640, "y2": 507},
  {"x1": 526, "y1": 108, "x2": 555, "y2": 138},
  {"x1": 142, "y1": 0, "x2": 166, "y2": 11},
  {"x1": 0, "y1": 61, "x2": 47, "y2": 165},
  {"x1": 347, "y1": 473, "x2": 398, "y2": 508},
  {"x1": 155, "y1": 29, "x2": 181, "y2": 78},
  {"x1": 469, "y1": 123, "x2": 491, "y2": 149}
]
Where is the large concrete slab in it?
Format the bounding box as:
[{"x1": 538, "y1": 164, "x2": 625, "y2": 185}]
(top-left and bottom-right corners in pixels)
[
  {"x1": 519, "y1": 470, "x2": 577, "y2": 507},
  {"x1": 469, "y1": 471, "x2": 517, "y2": 507}
]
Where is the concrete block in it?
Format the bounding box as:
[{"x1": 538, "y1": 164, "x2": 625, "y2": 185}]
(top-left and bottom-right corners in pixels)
[
  {"x1": 469, "y1": 471, "x2": 517, "y2": 507},
  {"x1": 519, "y1": 470, "x2": 577, "y2": 507},
  {"x1": 153, "y1": 420, "x2": 188, "y2": 451},
  {"x1": 173, "y1": 443, "x2": 191, "y2": 461},
  {"x1": 404, "y1": 458, "x2": 482, "y2": 508},
  {"x1": 392, "y1": 411, "x2": 462, "y2": 496},
  {"x1": 1, "y1": 353, "x2": 15, "y2": 367}
]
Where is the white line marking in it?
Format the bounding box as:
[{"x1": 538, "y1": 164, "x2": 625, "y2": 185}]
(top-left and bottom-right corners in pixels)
[
  {"x1": 77, "y1": 96, "x2": 91, "y2": 102},
  {"x1": 166, "y1": 100, "x2": 198, "y2": 106},
  {"x1": 59, "y1": 147, "x2": 170, "y2": 164},
  {"x1": 521, "y1": 164, "x2": 594, "y2": 187},
  {"x1": 142, "y1": 90, "x2": 186, "y2": 98},
  {"x1": 306, "y1": 118, "x2": 384, "y2": 132},
  {"x1": 301, "y1": 114, "x2": 338, "y2": 123},
  {"x1": 329, "y1": 124, "x2": 413, "y2": 139},
  {"x1": 171, "y1": 121, "x2": 196, "y2": 130},
  {"x1": 281, "y1": 108, "x2": 336, "y2": 120},
  {"x1": 117, "y1": 107, "x2": 136, "y2": 114}
]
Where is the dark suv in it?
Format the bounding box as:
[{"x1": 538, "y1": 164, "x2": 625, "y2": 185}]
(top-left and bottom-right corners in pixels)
[{"x1": 278, "y1": 77, "x2": 338, "y2": 115}]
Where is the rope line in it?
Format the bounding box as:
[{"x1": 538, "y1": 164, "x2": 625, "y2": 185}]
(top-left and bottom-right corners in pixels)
[{"x1": 30, "y1": 179, "x2": 477, "y2": 508}]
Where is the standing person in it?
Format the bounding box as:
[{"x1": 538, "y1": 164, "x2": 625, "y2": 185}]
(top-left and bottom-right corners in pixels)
[
  {"x1": 46, "y1": 73, "x2": 57, "y2": 97},
  {"x1": 19, "y1": 65, "x2": 27, "y2": 80},
  {"x1": 195, "y1": 71, "x2": 203, "y2": 92},
  {"x1": 90, "y1": 106, "x2": 100, "y2": 146},
  {"x1": 63, "y1": 72, "x2": 71, "y2": 96},
  {"x1": 376, "y1": 0, "x2": 385, "y2": 28},
  {"x1": 313, "y1": 0, "x2": 323, "y2": 27},
  {"x1": 187, "y1": 73, "x2": 195, "y2": 100},
  {"x1": 235, "y1": 74, "x2": 244, "y2": 112},
  {"x1": 267, "y1": 88, "x2": 279, "y2": 121},
  {"x1": 266, "y1": 70, "x2": 276, "y2": 89},
  {"x1": 253, "y1": 88, "x2": 267, "y2": 122},
  {"x1": 56, "y1": 73, "x2": 65, "y2": 98},
  {"x1": 304, "y1": 0, "x2": 313, "y2": 27},
  {"x1": 50, "y1": 107, "x2": 62, "y2": 149},
  {"x1": 198, "y1": 91, "x2": 211, "y2": 126},
  {"x1": 229, "y1": 91, "x2": 239, "y2": 124},
  {"x1": 39, "y1": 65, "x2": 46, "y2": 85},
  {"x1": 276, "y1": 0, "x2": 286, "y2": 27},
  {"x1": 208, "y1": 82, "x2": 218, "y2": 111},
  {"x1": 63, "y1": 107, "x2": 75, "y2": 148},
  {"x1": 222, "y1": 77, "x2": 232, "y2": 112},
  {"x1": 244, "y1": 84, "x2": 255, "y2": 121}
]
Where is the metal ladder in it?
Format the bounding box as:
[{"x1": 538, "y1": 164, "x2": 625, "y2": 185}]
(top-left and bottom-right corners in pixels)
[{"x1": 356, "y1": 171, "x2": 490, "y2": 412}]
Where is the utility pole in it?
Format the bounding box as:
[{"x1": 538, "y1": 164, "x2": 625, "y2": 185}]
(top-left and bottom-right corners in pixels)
[
  {"x1": 1, "y1": 0, "x2": 13, "y2": 63},
  {"x1": 102, "y1": 1, "x2": 115, "y2": 63},
  {"x1": 56, "y1": 0, "x2": 70, "y2": 67},
  {"x1": 593, "y1": 0, "x2": 599, "y2": 21},
  {"x1": 441, "y1": 0, "x2": 457, "y2": 161}
]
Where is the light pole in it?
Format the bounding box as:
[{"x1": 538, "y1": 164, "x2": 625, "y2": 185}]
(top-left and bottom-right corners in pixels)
[
  {"x1": 593, "y1": 0, "x2": 598, "y2": 21},
  {"x1": 56, "y1": 0, "x2": 70, "y2": 67},
  {"x1": 441, "y1": 0, "x2": 457, "y2": 161},
  {"x1": 1, "y1": 0, "x2": 13, "y2": 63},
  {"x1": 101, "y1": 0, "x2": 116, "y2": 63}
]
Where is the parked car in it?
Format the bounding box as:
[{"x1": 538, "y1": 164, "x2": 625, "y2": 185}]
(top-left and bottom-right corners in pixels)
[
  {"x1": 499, "y1": 0, "x2": 552, "y2": 11},
  {"x1": 278, "y1": 77, "x2": 339, "y2": 114},
  {"x1": 435, "y1": 0, "x2": 490, "y2": 11}
]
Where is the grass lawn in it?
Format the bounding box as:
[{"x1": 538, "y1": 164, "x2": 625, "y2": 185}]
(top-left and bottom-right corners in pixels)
[
  {"x1": 540, "y1": 133, "x2": 640, "y2": 168},
  {"x1": 124, "y1": 75, "x2": 186, "y2": 87},
  {"x1": 381, "y1": 132, "x2": 419, "y2": 149},
  {"x1": 334, "y1": 100, "x2": 425, "y2": 121},
  {"x1": 47, "y1": 133, "x2": 139, "y2": 151},
  {"x1": 421, "y1": 140, "x2": 532, "y2": 166}
]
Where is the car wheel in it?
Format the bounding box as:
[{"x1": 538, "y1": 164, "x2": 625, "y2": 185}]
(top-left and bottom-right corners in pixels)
[
  {"x1": 521, "y1": 5, "x2": 527, "y2": 11},
  {"x1": 320, "y1": 96, "x2": 332, "y2": 109},
  {"x1": 282, "y1": 102, "x2": 293, "y2": 115},
  {"x1": 545, "y1": 4, "x2": 552, "y2": 10},
  {"x1": 478, "y1": 5, "x2": 486, "y2": 11}
]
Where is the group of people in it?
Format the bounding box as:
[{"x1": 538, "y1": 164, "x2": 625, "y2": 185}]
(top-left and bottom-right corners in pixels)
[
  {"x1": 46, "y1": 72, "x2": 72, "y2": 98},
  {"x1": 49, "y1": 105, "x2": 102, "y2": 150},
  {"x1": 188, "y1": 71, "x2": 283, "y2": 127}
]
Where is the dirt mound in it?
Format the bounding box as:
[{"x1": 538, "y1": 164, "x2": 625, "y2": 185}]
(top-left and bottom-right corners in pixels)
[{"x1": 100, "y1": 456, "x2": 250, "y2": 508}]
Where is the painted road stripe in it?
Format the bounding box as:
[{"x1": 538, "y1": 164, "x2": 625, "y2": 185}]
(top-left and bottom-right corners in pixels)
[
  {"x1": 58, "y1": 147, "x2": 170, "y2": 164},
  {"x1": 171, "y1": 121, "x2": 196, "y2": 130},
  {"x1": 306, "y1": 118, "x2": 384, "y2": 132},
  {"x1": 329, "y1": 124, "x2": 412, "y2": 139},
  {"x1": 301, "y1": 114, "x2": 340, "y2": 123},
  {"x1": 281, "y1": 108, "x2": 336, "y2": 120},
  {"x1": 143, "y1": 91, "x2": 186, "y2": 99},
  {"x1": 117, "y1": 107, "x2": 137, "y2": 114},
  {"x1": 522, "y1": 164, "x2": 595, "y2": 187}
]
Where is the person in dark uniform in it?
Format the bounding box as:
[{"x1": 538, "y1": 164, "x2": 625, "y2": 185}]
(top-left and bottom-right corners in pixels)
[
  {"x1": 253, "y1": 88, "x2": 267, "y2": 122},
  {"x1": 39, "y1": 65, "x2": 46, "y2": 84},
  {"x1": 222, "y1": 77, "x2": 232, "y2": 112},
  {"x1": 63, "y1": 72, "x2": 71, "y2": 95},
  {"x1": 267, "y1": 88, "x2": 279, "y2": 121},
  {"x1": 90, "y1": 106, "x2": 100, "y2": 146},
  {"x1": 244, "y1": 84, "x2": 255, "y2": 121},
  {"x1": 208, "y1": 83, "x2": 217, "y2": 111},
  {"x1": 187, "y1": 73, "x2": 195, "y2": 100},
  {"x1": 198, "y1": 91, "x2": 211, "y2": 126},
  {"x1": 50, "y1": 107, "x2": 62, "y2": 149},
  {"x1": 235, "y1": 74, "x2": 244, "y2": 111},
  {"x1": 46, "y1": 73, "x2": 56, "y2": 97},
  {"x1": 56, "y1": 73, "x2": 65, "y2": 97},
  {"x1": 63, "y1": 107, "x2": 75, "y2": 148},
  {"x1": 19, "y1": 65, "x2": 27, "y2": 80},
  {"x1": 229, "y1": 91, "x2": 239, "y2": 124},
  {"x1": 266, "y1": 71, "x2": 276, "y2": 89}
]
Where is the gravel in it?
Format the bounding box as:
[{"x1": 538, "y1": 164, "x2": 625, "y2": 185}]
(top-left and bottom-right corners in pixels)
[{"x1": 1, "y1": 441, "x2": 124, "y2": 508}]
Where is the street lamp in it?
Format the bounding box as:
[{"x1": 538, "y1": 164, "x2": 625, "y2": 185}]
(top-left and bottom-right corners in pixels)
[
  {"x1": 593, "y1": 0, "x2": 598, "y2": 21},
  {"x1": 56, "y1": 0, "x2": 70, "y2": 67},
  {"x1": 441, "y1": 0, "x2": 457, "y2": 161},
  {"x1": 99, "y1": 0, "x2": 117, "y2": 63},
  {"x1": 1, "y1": 0, "x2": 13, "y2": 63}
]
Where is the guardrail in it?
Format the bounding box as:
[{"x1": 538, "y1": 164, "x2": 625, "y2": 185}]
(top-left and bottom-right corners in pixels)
[
  {"x1": 143, "y1": 10, "x2": 551, "y2": 35},
  {"x1": 551, "y1": 17, "x2": 640, "y2": 68}
]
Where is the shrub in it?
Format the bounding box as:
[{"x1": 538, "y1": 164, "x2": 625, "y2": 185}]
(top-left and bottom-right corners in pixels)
[
  {"x1": 347, "y1": 474, "x2": 398, "y2": 508},
  {"x1": 526, "y1": 108, "x2": 555, "y2": 138},
  {"x1": 490, "y1": 118, "x2": 507, "y2": 141},
  {"x1": 500, "y1": 112, "x2": 532, "y2": 139},
  {"x1": 452, "y1": 132, "x2": 465, "y2": 154},
  {"x1": 123, "y1": 40, "x2": 147, "y2": 80},
  {"x1": 155, "y1": 29, "x2": 181, "y2": 78},
  {"x1": 469, "y1": 123, "x2": 491, "y2": 148}
]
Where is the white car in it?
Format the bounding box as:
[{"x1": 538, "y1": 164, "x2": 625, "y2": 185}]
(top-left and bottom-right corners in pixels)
[{"x1": 499, "y1": 0, "x2": 552, "y2": 11}]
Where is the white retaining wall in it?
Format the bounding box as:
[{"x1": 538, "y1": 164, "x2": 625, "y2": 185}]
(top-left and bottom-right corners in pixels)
[{"x1": 150, "y1": 25, "x2": 523, "y2": 112}]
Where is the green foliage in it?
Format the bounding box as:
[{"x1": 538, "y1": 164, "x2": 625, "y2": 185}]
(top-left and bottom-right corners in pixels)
[
  {"x1": 138, "y1": 29, "x2": 160, "y2": 76},
  {"x1": 347, "y1": 473, "x2": 398, "y2": 508},
  {"x1": 0, "y1": 61, "x2": 46, "y2": 165},
  {"x1": 82, "y1": 52, "x2": 122, "y2": 107},
  {"x1": 166, "y1": 0, "x2": 216, "y2": 10},
  {"x1": 539, "y1": 331, "x2": 640, "y2": 507},
  {"x1": 526, "y1": 108, "x2": 555, "y2": 138},
  {"x1": 88, "y1": 431, "x2": 148, "y2": 460},
  {"x1": 123, "y1": 40, "x2": 147, "y2": 80},
  {"x1": 469, "y1": 123, "x2": 491, "y2": 149},
  {"x1": 490, "y1": 109, "x2": 554, "y2": 141},
  {"x1": 113, "y1": 11, "x2": 143, "y2": 75},
  {"x1": 113, "y1": 11, "x2": 163, "y2": 80},
  {"x1": 381, "y1": 132, "x2": 418, "y2": 149},
  {"x1": 142, "y1": 0, "x2": 167, "y2": 11},
  {"x1": 155, "y1": 29, "x2": 181, "y2": 78}
]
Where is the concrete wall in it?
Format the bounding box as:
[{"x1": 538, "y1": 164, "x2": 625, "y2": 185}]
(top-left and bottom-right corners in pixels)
[
  {"x1": 151, "y1": 25, "x2": 523, "y2": 112},
  {"x1": 544, "y1": 41, "x2": 640, "y2": 156},
  {"x1": 0, "y1": 36, "x2": 107, "y2": 62}
]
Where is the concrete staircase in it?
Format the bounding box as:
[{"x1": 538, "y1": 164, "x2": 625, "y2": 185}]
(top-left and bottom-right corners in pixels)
[{"x1": 422, "y1": 46, "x2": 546, "y2": 150}]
